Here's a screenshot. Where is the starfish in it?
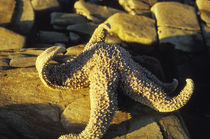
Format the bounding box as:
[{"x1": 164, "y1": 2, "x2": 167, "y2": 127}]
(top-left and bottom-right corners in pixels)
[{"x1": 36, "y1": 23, "x2": 194, "y2": 139}]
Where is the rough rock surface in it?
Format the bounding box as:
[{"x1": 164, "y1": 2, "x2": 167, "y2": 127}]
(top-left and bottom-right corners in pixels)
[
  {"x1": 105, "y1": 13, "x2": 157, "y2": 45},
  {"x1": 31, "y1": 0, "x2": 60, "y2": 11},
  {"x1": 0, "y1": 0, "x2": 16, "y2": 25},
  {"x1": 0, "y1": 27, "x2": 25, "y2": 50},
  {"x1": 119, "y1": 0, "x2": 157, "y2": 15},
  {"x1": 151, "y1": 2, "x2": 204, "y2": 52},
  {"x1": 74, "y1": 0, "x2": 123, "y2": 23},
  {"x1": 196, "y1": 0, "x2": 210, "y2": 27}
]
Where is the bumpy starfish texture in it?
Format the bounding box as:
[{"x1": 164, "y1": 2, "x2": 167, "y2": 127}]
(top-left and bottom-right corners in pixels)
[{"x1": 36, "y1": 23, "x2": 194, "y2": 139}]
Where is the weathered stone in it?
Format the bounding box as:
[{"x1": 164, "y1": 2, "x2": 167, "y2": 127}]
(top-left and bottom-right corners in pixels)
[
  {"x1": 74, "y1": 0, "x2": 122, "y2": 23},
  {"x1": 151, "y1": 2, "x2": 200, "y2": 31},
  {"x1": 69, "y1": 32, "x2": 81, "y2": 43},
  {"x1": 9, "y1": 55, "x2": 37, "y2": 68},
  {"x1": 196, "y1": 0, "x2": 210, "y2": 26},
  {"x1": 118, "y1": 0, "x2": 157, "y2": 15},
  {"x1": 51, "y1": 12, "x2": 88, "y2": 26},
  {"x1": 0, "y1": 0, "x2": 15, "y2": 25},
  {"x1": 66, "y1": 44, "x2": 85, "y2": 56},
  {"x1": 38, "y1": 31, "x2": 69, "y2": 43},
  {"x1": 0, "y1": 27, "x2": 25, "y2": 50},
  {"x1": 13, "y1": 0, "x2": 35, "y2": 35},
  {"x1": 159, "y1": 115, "x2": 189, "y2": 139},
  {"x1": 105, "y1": 13, "x2": 157, "y2": 45},
  {"x1": 0, "y1": 57, "x2": 10, "y2": 70},
  {"x1": 66, "y1": 23, "x2": 97, "y2": 35},
  {"x1": 31, "y1": 0, "x2": 60, "y2": 11},
  {"x1": 158, "y1": 26, "x2": 204, "y2": 52}
]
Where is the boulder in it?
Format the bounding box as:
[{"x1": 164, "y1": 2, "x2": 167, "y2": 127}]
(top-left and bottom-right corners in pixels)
[
  {"x1": 66, "y1": 23, "x2": 97, "y2": 35},
  {"x1": 51, "y1": 12, "x2": 88, "y2": 26},
  {"x1": 151, "y1": 2, "x2": 200, "y2": 31},
  {"x1": 118, "y1": 0, "x2": 157, "y2": 15},
  {"x1": 0, "y1": 27, "x2": 25, "y2": 50},
  {"x1": 74, "y1": 0, "x2": 123, "y2": 23},
  {"x1": 31, "y1": 0, "x2": 60, "y2": 11},
  {"x1": 196, "y1": 0, "x2": 210, "y2": 26},
  {"x1": 0, "y1": 0, "x2": 16, "y2": 25},
  {"x1": 38, "y1": 31, "x2": 69, "y2": 43},
  {"x1": 69, "y1": 32, "x2": 81, "y2": 43},
  {"x1": 202, "y1": 24, "x2": 210, "y2": 48},
  {"x1": 158, "y1": 26, "x2": 204, "y2": 52},
  {"x1": 105, "y1": 13, "x2": 157, "y2": 45}
]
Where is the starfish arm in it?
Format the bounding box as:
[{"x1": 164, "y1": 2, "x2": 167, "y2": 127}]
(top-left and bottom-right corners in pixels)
[
  {"x1": 59, "y1": 66, "x2": 118, "y2": 139},
  {"x1": 123, "y1": 71, "x2": 194, "y2": 112},
  {"x1": 84, "y1": 23, "x2": 110, "y2": 51},
  {"x1": 36, "y1": 46, "x2": 90, "y2": 90}
]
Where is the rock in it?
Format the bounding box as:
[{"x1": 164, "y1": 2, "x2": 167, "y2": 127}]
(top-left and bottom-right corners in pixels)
[
  {"x1": 51, "y1": 12, "x2": 88, "y2": 26},
  {"x1": 0, "y1": 57, "x2": 10, "y2": 70},
  {"x1": 69, "y1": 32, "x2": 81, "y2": 43},
  {"x1": 118, "y1": 0, "x2": 157, "y2": 15},
  {"x1": 0, "y1": 0, "x2": 16, "y2": 25},
  {"x1": 105, "y1": 13, "x2": 157, "y2": 45},
  {"x1": 74, "y1": 0, "x2": 122, "y2": 23},
  {"x1": 159, "y1": 115, "x2": 189, "y2": 139},
  {"x1": 66, "y1": 44, "x2": 85, "y2": 56},
  {"x1": 9, "y1": 55, "x2": 37, "y2": 68},
  {"x1": 66, "y1": 23, "x2": 97, "y2": 35},
  {"x1": 0, "y1": 27, "x2": 25, "y2": 50},
  {"x1": 38, "y1": 31, "x2": 69, "y2": 43},
  {"x1": 31, "y1": 0, "x2": 60, "y2": 11},
  {"x1": 158, "y1": 26, "x2": 204, "y2": 52},
  {"x1": 61, "y1": 94, "x2": 190, "y2": 138},
  {"x1": 196, "y1": 0, "x2": 210, "y2": 26},
  {"x1": 12, "y1": 0, "x2": 35, "y2": 35},
  {"x1": 151, "y1": 2, "x2": 200, "y2": 31}
]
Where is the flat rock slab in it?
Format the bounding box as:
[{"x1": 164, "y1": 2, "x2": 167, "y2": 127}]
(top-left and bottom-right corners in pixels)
[
  {"x1": 51, "y1": 12, "x2": 88, "y2": 26},
  {"x1": 0, "y1": 0, "x2": 15, "y2": 25},
  {"x1": 151, "y1": 2, "x2": 200, "y2": 31},
  {"x1": 31, "y1": 0, "x2": 60, "y2": 11},
  {"x1": 0, "y1": 27, "x2": 25, "y2": 50},
  {"x1": 119, "y1": 0, "x2": 157, "y2": 15},
  {"x1": 66, "y1": 23, "x2": 97, "y2": 35},
  {"x1": 196, "y1": 0, "x2": 210, "y2": 26},
  {"x1": 38, "y1": 31, "x2": 69, "y2": 43},
  {"x1": 158, "y1": 26, "x2": 204, "y2": 52},
  {"x1": 74, "y1": 0, "x2": 123, "y2": 23},
  {"x1": 105, "y1": 13, "x2": 157, "y2": 45}
]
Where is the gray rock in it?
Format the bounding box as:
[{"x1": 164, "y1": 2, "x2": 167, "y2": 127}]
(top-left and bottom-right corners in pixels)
[
  {"x1": 51, "y1": 12, "x2": 88, "y2": 26},
  {"x1": 69, "y1": 32, "x2": 81, "y2": 43},
  {"x1": 31, "y1": 0, "x2": 60, "y2": 11},
  {"x1": 196, "y1": 0, "x2": 210, "y2": 26},
  {"x1": 0, "y1": 27, "x2": 25, "y2": 50},
  {"x1": 105, "y1": 13, "x2": 157, "y2": 45},
  {"x1": 74, "y1": 0, "x2": 123, "y2": 23},
  {"x1": 151, "y1": 2, "x2": 200, "y2": 31},
  {"x1": 38, "y1": 31, "x2": 69, "y2": 43},
  {"x1": 0, "y1": 0, "x2": 16, "y2": 26},
  {"x1": 66, "y1": 23, "x2": 97, "y2": 35},
  {"x1": 158, "y1": 26, "x2": 204, "y2": 52}
]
